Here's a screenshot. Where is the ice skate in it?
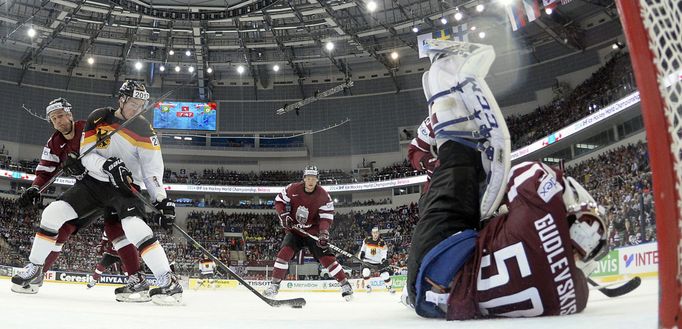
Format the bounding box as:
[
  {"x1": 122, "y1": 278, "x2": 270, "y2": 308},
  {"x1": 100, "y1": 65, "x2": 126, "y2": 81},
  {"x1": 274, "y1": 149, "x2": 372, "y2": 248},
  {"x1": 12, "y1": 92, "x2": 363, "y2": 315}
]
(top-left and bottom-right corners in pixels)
[
  {"x1": 366, "y1": 284, "x2": 372, "y2": 293},
  {"x1": 149, "y1": 272, "x2": 183, "y2": 306},
  {"x1": 425, "y1": 39, "x2": 511, "y2": 220},
  {"x1": 115, "y1": 272, "x2": 151, "y2": 302},
  {"x1": 341, "y1": 281, "x2": 354, "y2": 301},
  {"x1": 263, "y1": 283, "x2": 280, "y2": 297},
  {"x1": 11, "y1": 263, "x2": 43, "y2": 294}
]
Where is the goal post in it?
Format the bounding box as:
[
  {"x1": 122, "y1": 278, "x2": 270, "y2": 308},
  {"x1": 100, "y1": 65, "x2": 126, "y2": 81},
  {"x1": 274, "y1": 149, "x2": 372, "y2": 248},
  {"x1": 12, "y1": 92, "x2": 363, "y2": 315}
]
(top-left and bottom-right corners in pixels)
[{"x1": 615, "y1": 1, "x2": 682, "y2": 328}]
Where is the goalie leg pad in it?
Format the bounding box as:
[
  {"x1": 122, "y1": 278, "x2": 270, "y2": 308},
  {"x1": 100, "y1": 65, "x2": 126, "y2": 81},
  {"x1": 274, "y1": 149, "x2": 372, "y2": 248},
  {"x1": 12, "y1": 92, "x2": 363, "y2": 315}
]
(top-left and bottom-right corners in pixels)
[{"x1": 414, "y1": 230, "x2": 477, "y2": 319}]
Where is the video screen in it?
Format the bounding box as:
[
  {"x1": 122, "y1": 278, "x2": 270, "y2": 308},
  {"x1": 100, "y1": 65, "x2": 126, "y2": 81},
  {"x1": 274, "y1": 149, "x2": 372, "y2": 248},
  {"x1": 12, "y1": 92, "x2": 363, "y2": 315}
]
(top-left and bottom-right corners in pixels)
[{"x1": 152, "y1": 101, "x2": 217, "y2": 131}]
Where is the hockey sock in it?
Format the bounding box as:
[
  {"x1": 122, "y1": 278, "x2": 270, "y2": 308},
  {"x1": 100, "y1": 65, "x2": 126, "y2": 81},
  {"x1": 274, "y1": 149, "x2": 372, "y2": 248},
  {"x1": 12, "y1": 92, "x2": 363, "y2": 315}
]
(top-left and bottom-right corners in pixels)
[
  {"x1": 93, "y1": 263, "x2": 106, "y2": 281},
  {"x1": 272, "y1": 246, "x2": 294, "y2": 281},
  {"x1": 138, "y1": 239, "x2": 171, "y2": 279},
  {"x1": 320, "y1": 256, "x2": 347, "y2": 282},
  {"x1": 29, "y1": 229, "x2": 58, "y2": 265},
  {"x1": 42, "y1": 223, "x2": 76, "y2": 272}
]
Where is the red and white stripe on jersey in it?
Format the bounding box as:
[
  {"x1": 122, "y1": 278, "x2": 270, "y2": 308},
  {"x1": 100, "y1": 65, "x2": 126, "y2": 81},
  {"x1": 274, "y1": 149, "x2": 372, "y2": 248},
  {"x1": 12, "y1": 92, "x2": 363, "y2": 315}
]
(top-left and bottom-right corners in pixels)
[
  {"x1": 319, "y1": 198, "x2": 334, "y2": 220},
  {"x1": 275, "y1": 183, "x2": 293, "y2": 204},
  {"x1": 506, "y1": 161, "x2": 564, "y2": 205},
  {"x1": 410, "y1": 117, "x2": 436, "y2": 152},
  {"x1": 326, "y1": 261, "x2": 343, "y2": 276},
  {"x1": 36, "y1": 146, "x2": 60, "y2": 173}
]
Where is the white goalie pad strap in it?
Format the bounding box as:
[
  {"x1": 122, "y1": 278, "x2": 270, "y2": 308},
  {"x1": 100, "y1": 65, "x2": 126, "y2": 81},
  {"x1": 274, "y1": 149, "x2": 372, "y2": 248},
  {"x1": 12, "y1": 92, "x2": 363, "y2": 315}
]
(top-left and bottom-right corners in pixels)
[{"x1": 425, "y1": 291, "x2": 449, "y2": 306}]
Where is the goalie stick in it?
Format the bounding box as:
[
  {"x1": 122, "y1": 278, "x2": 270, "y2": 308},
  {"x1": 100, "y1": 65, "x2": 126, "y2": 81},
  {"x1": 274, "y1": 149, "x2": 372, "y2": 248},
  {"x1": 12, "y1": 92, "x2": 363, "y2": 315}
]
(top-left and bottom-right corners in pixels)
[
  {"x1": 291, "y1": 226, "x2": 382, "y2": 269},
  {"x1": 131, "y1": 190, "x2": 306, "y2": 308},
  {"x1": 587, "y1": 276, "x2": 641, "y2": 298},
  {"x1": 32, "y1": 76, "x2": 194, "y2": 194}
]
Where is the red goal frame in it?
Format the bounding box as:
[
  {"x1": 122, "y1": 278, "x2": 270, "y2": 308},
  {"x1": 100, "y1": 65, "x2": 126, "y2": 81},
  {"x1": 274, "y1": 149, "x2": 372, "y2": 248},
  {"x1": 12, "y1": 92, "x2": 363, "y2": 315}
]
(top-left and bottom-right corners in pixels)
[{"x1": 616, "y1": 1, "x2": 681, "y2": 328}]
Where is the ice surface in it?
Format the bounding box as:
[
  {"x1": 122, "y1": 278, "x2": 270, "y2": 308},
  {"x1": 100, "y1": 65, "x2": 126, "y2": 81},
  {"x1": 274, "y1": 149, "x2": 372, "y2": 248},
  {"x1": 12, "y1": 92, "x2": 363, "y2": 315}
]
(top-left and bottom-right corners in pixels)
[{"x1": 0, "y1": 277, "x2": 658, "y2": 329}]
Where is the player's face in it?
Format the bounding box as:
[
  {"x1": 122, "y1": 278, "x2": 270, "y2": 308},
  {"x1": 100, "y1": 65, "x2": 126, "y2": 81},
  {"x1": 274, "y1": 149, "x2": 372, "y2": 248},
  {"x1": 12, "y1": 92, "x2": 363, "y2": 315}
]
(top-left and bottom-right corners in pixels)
[
  {"x1": 303, "y1": 175, "x2": 318, "y2": 191},
  {"x1": 372, "y1": 231, "x2": 379, "y2": 239},
  {"x1": 49, "y1": 109, "x2": 73, "y2": 134},
  {"x1": 120, "y1": 97, "x2": 146, "y2": 118}
]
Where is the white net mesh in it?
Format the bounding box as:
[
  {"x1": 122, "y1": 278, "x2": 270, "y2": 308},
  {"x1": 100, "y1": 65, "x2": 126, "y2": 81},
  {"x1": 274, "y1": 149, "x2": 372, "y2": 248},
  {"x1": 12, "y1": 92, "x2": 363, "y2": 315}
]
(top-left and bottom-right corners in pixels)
[{"x1": 638, "y1": 0, "x2": 682, "y2": 285}]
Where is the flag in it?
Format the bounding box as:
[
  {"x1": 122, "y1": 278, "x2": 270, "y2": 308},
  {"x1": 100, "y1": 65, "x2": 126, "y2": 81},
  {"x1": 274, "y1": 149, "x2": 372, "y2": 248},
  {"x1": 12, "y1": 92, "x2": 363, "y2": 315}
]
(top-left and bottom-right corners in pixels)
[
  {"x1": 506, "y1": 0, "x2": 541, "y2": 31},
  {"x1": 416, "y1": 25, "x2": 468, "y2": 58}
]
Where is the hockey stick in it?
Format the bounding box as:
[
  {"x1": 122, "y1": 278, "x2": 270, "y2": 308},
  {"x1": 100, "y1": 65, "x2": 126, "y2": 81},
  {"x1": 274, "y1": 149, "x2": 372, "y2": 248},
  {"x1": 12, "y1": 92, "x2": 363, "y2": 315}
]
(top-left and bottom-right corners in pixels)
[
  {"x1": 131, "y1": 190, "x2": 306, "y2": 308},
  {"x1": 36, "y1": 78, "x2": 194, "y2": 194},
  {"x1": 587, "y1": 276, "x2": 641, "y2": 298},
  {"x1": 291, "y1": 226, "x2": 381, "y2": 269}
]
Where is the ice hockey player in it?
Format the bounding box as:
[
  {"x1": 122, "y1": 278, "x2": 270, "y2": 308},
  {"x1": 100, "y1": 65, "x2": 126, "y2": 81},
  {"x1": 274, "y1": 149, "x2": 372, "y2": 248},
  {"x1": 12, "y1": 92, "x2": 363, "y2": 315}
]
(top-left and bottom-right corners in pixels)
[
  {"x1": 407, "y1": 116, "x2": 438, "y2": 193},
  {"x1": 11, "y1": 98, "x2": 140, "y2": 296},
  {"x1": 11, "y1": 81, "x2": 182, "y2": 305},
  {"x1": 196, "y1": 258, "x2": 216, "y2": 289},
  {"x1": 87, "y1": 231, "x2": 130, "y2": 289},
  {"x1": 404, "y1": 40, "x2": 606, "y2": 320},
  {"x1": 263, "y1": 165, "x2": 353, "y2": 301},
  {"x1": 359, "y1": 227, "x2": 394, "y2": 294}
]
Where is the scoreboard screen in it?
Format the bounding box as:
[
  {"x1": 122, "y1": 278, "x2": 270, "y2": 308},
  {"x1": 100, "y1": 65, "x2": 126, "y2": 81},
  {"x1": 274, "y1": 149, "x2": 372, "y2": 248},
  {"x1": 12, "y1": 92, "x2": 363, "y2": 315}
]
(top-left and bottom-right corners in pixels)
[{"x1": 152, "y1": 101, "x2": 217, "y2": 131}]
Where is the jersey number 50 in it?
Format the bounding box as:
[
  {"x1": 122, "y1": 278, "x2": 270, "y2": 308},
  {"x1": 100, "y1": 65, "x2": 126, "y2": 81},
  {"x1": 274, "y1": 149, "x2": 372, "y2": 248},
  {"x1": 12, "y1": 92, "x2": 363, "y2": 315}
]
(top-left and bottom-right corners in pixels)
[{"x1": 476, "y1": 242, "x2": 544, "y2": 317}]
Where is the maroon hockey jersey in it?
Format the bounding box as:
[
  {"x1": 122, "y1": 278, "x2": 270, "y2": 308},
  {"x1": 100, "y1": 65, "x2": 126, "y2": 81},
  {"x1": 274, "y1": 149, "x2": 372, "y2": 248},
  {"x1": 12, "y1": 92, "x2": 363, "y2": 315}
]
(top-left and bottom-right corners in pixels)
[
  {"x1": 447, "y1": 161, "x2": 589, "y2": 320},
  {"x1": 274, "y1": 181, "x2": 334, "y2": 235},
  {"x1": 33, "y1": 120, "x2": 87, "y2": 189}
]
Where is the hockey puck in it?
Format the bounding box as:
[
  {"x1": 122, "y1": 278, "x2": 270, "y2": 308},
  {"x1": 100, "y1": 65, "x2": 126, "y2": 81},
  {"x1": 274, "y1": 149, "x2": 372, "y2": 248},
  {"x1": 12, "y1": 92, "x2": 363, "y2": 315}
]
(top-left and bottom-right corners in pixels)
[{"x1": 292, "y1": 305, "x2": 303, "y2": 309}]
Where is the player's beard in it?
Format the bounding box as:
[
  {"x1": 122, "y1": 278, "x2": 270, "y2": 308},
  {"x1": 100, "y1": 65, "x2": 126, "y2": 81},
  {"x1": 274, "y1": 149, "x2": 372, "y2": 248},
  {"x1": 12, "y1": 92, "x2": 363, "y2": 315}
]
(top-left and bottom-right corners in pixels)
[{"x1": 57, "y1": 120, "x2": 73, "y2": 136}]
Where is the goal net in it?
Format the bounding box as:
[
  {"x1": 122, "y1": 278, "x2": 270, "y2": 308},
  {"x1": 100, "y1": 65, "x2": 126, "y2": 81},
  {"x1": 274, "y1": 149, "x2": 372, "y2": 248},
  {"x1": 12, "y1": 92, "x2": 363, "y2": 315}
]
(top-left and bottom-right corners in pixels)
[{"x1": 616, "y1": 1, "x2": 682, "y2": 328}]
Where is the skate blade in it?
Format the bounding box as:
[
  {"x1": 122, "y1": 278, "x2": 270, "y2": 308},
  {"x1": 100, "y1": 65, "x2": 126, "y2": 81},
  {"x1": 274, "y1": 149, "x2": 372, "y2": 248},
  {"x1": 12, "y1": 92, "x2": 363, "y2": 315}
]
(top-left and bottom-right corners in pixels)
[
  {"x1": 11, "y1": 283, "x2": 39, "y2": 294},
  {"x1": 151, "y1": 293, "x2": 184, "y2": 306},
  {"x1": 116, "y1": 292, "x2": 151, "y2": 303},
  {"x1": 343, "y1": 294, "x2": 354, "y2": 302}
]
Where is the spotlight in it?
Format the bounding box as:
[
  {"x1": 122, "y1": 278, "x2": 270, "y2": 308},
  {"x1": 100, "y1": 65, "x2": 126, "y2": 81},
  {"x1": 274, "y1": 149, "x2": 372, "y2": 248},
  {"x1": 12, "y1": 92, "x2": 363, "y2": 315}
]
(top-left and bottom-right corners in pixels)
[
  {"x1": 478, "y1": 31, "x2": 486, "y2": 39},
  {"x1": 27, "y1": 27, "x2": 36, "y2": 38},
  {"x1": 169, "y1": 49, "x2": 175, "y2": 55},
  {"x1": 412, "y1": 26, "x2": 419, "y2": 33},
  {"x1": 390, "y1": 51, "x2": 399, "y2": 60},
  {"x1": 87, "y1": 57, "x2": 94, "y2": 65},
  {"x1": 174, "y1": 66, "x2": 181, "y2": 72},
  {"x1": 273, "y1": 64, "x2": 280, "y2": 72},
  {"x1": 476, "y1": 4, "x2": 485, "y2": 12},
  {"x1": 160, "y1": 65, "x2": 165, "y2": 72},
  {"x1": 454, "y1": 12, "x2": 463, "y2": 21},
  {"x1": 367, "y1": 0, "x2": 377, "y2": 12},
  {"x1": 237, "y1": 65, "x2": 245, "y2": 74},
  {"x1": 325, "y1": 41, "x2": 334, "y2": 51},
  {"x1": 185, "y1": 50, "x2": 191, "y2": 57},
  {"x1": 188, "y1": 66, "x2": 194, "y2": 73},
  {"x1": 206, "y1": 67, "x2": 213, "y2": 74},
  {"x1": 440, "y1": 17, "x2": 447, "y2": 24},
  {"x1": 134, "y1": 61, "x2": 143, "y2": 70}
]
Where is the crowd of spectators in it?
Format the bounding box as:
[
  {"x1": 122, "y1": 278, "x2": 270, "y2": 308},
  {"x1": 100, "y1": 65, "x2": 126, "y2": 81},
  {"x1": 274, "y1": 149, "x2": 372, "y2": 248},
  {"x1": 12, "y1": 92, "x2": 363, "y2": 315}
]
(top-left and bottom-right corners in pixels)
[
  {"x1": 507, "y1": 51, "x2": 636, "y2": 149},
  {"x1": 0, "y1": 142, "x2": 657, "y2": 279}
]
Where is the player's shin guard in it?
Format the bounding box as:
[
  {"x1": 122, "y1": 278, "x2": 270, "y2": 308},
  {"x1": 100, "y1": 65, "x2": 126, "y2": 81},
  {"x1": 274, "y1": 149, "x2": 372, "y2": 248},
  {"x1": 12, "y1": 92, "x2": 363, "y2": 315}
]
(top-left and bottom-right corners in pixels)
[
  {"x1": 272, "y1": 246, "x2": 295, "y2": 282},
  {"x1": 319, "y1": 256, "x2": 346, "y2": 282},
  {"x1": 122, "y1": 216, "x2": 170, "y2": 278},
  {"x1": 426, "y1": 39, "x2": 510, "y2": 220},
  {"x1": 29, "y1": 201, "x2": 78, "y2": 265}
]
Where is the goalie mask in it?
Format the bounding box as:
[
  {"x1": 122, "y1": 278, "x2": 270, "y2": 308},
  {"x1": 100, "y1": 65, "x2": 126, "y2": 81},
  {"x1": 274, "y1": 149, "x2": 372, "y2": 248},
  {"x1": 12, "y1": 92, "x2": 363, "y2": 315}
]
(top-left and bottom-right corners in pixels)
[
  {"x1": 562, "y1": 176, "x2": 607, "y2": 273},
  {"x1": 45, "y1": 98, "x2": 72, "y2": 122}
]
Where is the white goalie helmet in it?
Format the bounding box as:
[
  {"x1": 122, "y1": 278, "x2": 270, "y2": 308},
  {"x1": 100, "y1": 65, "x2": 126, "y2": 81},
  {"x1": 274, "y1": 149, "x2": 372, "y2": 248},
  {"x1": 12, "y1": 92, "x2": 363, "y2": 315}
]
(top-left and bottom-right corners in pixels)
[{"x1": 562, "y1": 176, "x2": 607, "y2": 273}]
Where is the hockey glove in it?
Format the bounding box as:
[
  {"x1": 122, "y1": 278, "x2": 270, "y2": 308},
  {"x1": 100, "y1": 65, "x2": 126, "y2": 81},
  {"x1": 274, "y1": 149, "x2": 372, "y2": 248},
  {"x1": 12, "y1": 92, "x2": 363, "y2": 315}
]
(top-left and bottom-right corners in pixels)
[
  {"x1": 278, "y1": 212, "x2": 294, "y2": 229},
  {"x1": 381, "y1": 258, "x2": 389, "y2": 267},
  {"x1": 153, "y1": 198, "x2": 176, "y2": 229},
  {"x1": 316, "y1": 230, "x2": 330, "y2": 249},
  {"x1": 17, "y1": 186, "x2": 40, "y2": 207},
  {"x1": 102, "y1": 157, "x2": 134, "y2": 196},
  {"x1": 62, "y1": 152, "x2": 86, "y2": 178}
]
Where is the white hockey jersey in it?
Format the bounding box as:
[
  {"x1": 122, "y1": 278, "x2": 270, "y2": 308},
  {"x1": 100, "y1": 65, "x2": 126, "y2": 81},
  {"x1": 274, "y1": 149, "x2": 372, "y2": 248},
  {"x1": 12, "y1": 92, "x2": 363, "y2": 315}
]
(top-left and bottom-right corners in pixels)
[
  {"x1": 80, "y1": 107, "x2": 167, "y2": 201},
  {"x1": 200, "y1": 259, "x2": 216, "y2": 275},
  {"x1": 360, "y1": 237, "x2": 388, "y2": 265}
]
